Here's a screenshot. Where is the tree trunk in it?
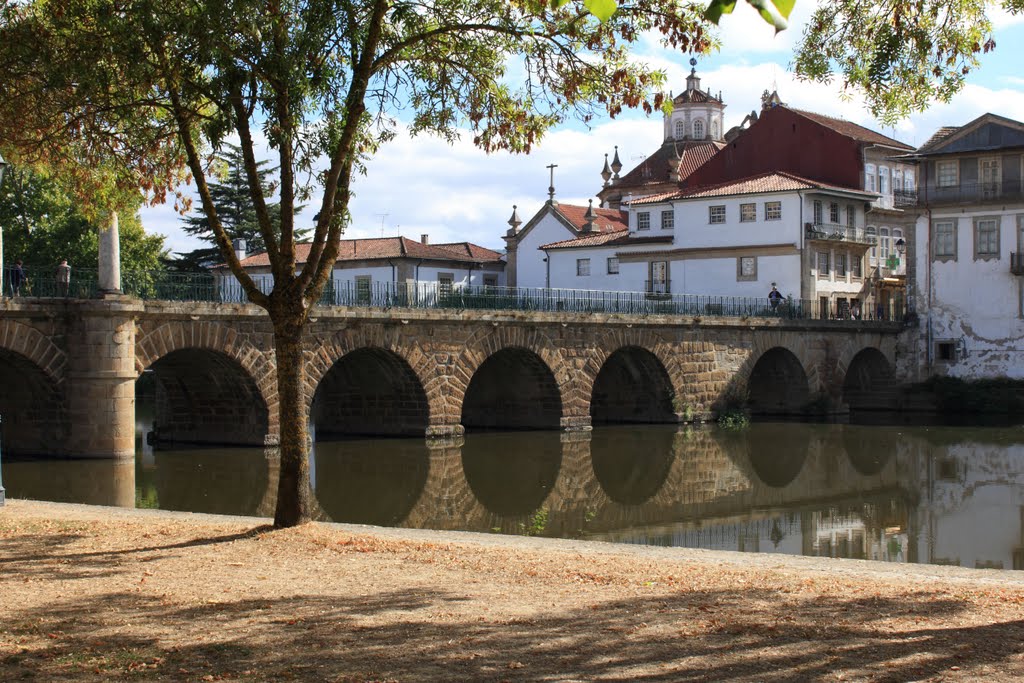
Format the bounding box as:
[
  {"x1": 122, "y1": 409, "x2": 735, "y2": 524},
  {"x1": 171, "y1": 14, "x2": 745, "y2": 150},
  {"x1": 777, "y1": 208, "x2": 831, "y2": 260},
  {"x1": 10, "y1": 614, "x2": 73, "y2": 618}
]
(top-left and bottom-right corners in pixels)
[{"x1": 272, "y1": 312, "x2": 312, "y2": 527}]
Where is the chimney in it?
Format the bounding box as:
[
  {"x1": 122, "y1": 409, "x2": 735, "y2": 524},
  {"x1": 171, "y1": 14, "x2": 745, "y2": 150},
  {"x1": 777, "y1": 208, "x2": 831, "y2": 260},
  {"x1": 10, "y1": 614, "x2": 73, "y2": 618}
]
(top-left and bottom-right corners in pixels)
[
  {"x1": 232, "y1": 238, "x2": 247, "y2": 261},
  {"x1": 420, "y1": 234, "x2": 429, "y2": 245}
]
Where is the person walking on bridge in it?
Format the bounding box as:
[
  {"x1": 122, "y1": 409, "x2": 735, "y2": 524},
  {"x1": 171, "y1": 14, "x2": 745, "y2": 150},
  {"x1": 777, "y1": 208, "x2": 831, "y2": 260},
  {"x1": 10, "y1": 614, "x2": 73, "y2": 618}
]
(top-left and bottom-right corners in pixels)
[
  {"x1": 768, "y1": 283, "x2": 783, "y2": 314},
  {"x1": 10, "y1": 259, "x2": 25, "y2": 296},
  {"x1": 55, "y1": 258, "x2": 70, "y2": 297}
]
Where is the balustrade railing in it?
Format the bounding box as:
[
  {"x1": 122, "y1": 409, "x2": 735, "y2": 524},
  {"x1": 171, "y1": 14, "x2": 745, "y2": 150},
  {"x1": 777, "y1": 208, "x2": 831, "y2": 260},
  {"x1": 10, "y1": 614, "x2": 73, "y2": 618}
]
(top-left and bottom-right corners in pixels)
[
  {"x1": 1, "y1": 265, "x2": 907, "y2": 323},
  {"x1": 804, "y1": 222, "x2": 878, "y2": 245},
  {"x1": 922, "y1": 180, "x2": 1024, "y2": 205}
]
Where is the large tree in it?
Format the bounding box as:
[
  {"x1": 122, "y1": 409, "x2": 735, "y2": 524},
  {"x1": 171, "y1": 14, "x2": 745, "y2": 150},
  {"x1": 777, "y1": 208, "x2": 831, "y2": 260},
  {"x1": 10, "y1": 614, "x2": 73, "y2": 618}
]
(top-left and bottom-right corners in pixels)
[{"x1": 0, "y1": 0, "x2": 1017, "y2": 527}]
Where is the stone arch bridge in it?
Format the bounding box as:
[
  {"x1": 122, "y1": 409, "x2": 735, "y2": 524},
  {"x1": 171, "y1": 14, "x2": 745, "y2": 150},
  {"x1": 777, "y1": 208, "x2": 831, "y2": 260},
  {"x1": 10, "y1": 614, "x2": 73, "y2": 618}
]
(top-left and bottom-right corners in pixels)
[{"x1": 0, "y1": 297, "x2": 911, "y2": 458}]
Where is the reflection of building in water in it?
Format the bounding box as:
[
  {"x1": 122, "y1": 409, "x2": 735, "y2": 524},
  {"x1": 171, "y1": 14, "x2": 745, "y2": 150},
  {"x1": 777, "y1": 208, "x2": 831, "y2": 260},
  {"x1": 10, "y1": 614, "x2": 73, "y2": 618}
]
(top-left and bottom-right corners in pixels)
[{"x1": 916, "y1": 437, "x2": 1024, "y2": 570}]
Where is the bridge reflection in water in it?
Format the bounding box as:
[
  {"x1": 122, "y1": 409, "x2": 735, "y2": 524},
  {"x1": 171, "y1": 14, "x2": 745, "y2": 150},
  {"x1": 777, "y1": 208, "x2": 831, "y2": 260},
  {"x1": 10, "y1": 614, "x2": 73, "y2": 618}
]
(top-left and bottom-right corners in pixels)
[{"x1": 6, "y1": 422, "x2": 1024, "y2": 570}]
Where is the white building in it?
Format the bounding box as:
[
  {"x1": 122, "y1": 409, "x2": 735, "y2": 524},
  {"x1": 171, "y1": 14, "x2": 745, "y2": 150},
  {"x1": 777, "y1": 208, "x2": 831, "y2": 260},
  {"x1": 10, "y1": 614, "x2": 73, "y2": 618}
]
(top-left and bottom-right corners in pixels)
[
  {"x1": 216, "y1": 235, "x2": 505, "y2": 301},
  {"x1": 537, "y1": 172, "x2": 879, "y2": 317},
  {"x1": 910, "y1": 113, "x2": 1024, "y2": 379}
]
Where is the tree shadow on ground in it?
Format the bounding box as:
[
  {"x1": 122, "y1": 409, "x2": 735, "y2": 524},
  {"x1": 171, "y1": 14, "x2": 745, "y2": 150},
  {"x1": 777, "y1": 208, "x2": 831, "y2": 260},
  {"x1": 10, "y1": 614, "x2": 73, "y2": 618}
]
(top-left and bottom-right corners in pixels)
[{"x1": 2, "y1": 527, "x2": 1023, "y2": 682}]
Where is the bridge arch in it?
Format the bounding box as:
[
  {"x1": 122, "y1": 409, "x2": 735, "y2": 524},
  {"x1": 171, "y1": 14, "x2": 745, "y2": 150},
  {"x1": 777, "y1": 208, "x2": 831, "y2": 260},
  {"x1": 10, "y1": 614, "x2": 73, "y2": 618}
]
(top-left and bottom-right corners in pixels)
[
  {"x1": 311, "y1": 347, "x2": 430, "y2": 438},
  {"x1": 461, "y1": 346, "x2": 563, "y2": 430},
  {"x1": 0, "y1": 347, "x2": 66, "y2": 455},
  {"x1": 841, "y1": 347, "x2": 897, "y2": 412},
  {"x1": 746, "y1": 346, "x2": 811, "y2": 415},
  {"x1": 590, "y1": 346, "x2": 676, "y2": 425}
]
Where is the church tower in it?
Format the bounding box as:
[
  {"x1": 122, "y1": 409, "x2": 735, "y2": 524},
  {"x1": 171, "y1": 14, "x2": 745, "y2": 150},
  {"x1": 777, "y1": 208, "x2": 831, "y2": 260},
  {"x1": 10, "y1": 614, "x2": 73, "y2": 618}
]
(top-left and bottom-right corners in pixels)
[{"x1": 663, "y1": 58, "x2": 726, "y2": 144}]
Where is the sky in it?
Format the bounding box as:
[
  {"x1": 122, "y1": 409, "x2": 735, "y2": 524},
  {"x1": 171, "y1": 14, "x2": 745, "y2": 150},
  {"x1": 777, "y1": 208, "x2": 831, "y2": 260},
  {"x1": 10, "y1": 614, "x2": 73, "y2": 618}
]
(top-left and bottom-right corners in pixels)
[{"x1": 140, "y1": 2, "x2": 1024, "y2": 256}]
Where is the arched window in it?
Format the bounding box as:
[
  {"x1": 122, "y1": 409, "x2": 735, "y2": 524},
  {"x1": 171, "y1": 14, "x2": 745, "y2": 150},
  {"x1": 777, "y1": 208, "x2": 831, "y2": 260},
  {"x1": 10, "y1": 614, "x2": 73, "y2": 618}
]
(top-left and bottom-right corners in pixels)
[
  {"x1": 693, "y1": 119, "x2": 705, "y2": 139},
  {"x1": 674, "y1": 120, "x2": 685, "y2": 139},
  {"x1": 711, "y1": 120, "x2": 719, "y2": 140},
  {"x1": 866, "y1": 226, "x2": 877, "y2": 263}
]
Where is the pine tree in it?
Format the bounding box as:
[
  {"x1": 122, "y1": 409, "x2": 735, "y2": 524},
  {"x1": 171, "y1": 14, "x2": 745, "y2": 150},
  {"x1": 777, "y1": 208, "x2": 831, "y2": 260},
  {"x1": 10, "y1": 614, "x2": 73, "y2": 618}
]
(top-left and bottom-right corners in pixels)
[{"x1": 170, "y1": 144, "x2": 305, "y2": 271}]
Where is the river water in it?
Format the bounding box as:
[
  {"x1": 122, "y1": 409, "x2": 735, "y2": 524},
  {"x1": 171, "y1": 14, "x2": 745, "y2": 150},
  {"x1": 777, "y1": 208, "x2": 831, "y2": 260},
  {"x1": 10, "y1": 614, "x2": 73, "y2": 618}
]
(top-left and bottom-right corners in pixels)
[{"x1": 5, "y1": 420, "x2": 1024, "y2": 570}]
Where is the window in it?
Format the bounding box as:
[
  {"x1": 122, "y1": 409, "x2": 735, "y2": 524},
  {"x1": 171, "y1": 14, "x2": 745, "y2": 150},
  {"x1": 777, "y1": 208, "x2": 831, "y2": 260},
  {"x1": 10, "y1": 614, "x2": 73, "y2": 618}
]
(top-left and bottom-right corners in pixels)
[
  {"x1": 829, "y1": 202, "x2": 840, "y2": 223},
  {"x1": 674, "y1": 120, "x2": 685, "y2": 139},
  {"x1": 980, "y1": 157, "x2": 1001, "y2": 199},
  {"x1": 879, "y1": 166, "x2": 890, "y2": 195},
  {"x1": 709, "y1": 205, "x2": 726, "y2": 224},
  {"x1": 438, "y1": 273, "x2": 454, "y2": 297},
  {"x1": 765, "y1": 201, "x2": 782, "y2": 221},
  {"x1": 737, "y1": 256, "x2": 757, "y2": 281},
  {"x1": 355, "y1": 275, "x2": 372, "y2": 304},
  {"x1": 740, "y1": 203, "x2": 756, "y2": 222},
  {"x1": 892, "y1": 228, "x2": 904, "y2": 266},
  {"x1": 937, "y1": 341, "x2": 957, "y2": 362},
  {"x1": 974, "y1": 217, "x2": 1000, "y2": 260},
  {"x1": 880, "y1": 227, "x2": 891, "y2": 263},
  {"x1": 894, "y1": 169, "x2": 903, "y2": 192},
  {"x1": 712, "y1": 120, "x2": 720, "y2": 139},
  {"x1": 607, "y1": 257, "x2": 619, "y2": 274},
  {"x1": 637, "y1": 211, "x2": 650, "y2": 231},
  {"x1": 835, "y1": 253, "x2": 847, "y2": 277},
  {"x1": 693, "y1": 119, "x2": 705, "y2": 139},
  {"x1": 576, "y1": 258, "x2": 591, "y2": 276},
  {"x1": 813, "y1": 200, "x2": 823, "y2": 224},
  {"x1": 933, "y1": 220, "x2": 957, "y2": 261},
  {"x1": 866, "y1": 226, "x2": 877, "y2": 262},
  {"x1": 817, "y1": 251, "x2": 830, "y2": 277},
  {"x1": 847, "y1": 204, "x2": 856, "y2": 228},
  {"x1": 936, "y1": 160, "x2": 958, "y2": 188},
  {"x1": 483, "y1": 275, "x2": 498, "y2": 288},
  {"x1": 865, "y1": 163, "x2": 877, "y2": 192},
  {"x1": 904, "y1": 170, "x2": 915, "y2": 191},
  {"x1": 661, "y1": 210, "x2": 674, "y2": 230},
  {"x1": 649, "y1": 261, "x2": 668, "y2": 294},
  {"x1": 851, "y1": 254, "x2": 863, "y2": 278}
]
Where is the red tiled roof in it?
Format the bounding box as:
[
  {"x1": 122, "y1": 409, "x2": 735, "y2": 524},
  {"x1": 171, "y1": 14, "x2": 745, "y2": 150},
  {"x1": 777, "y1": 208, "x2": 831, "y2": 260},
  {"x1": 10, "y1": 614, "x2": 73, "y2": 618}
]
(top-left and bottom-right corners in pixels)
[
  {"x1": 555, "y1": 204, "x2": 628, "y2": 233},
  {"x1": 920, "y1": 126, "x2": 959, "y2": 151},
  {"x1": 230, "y1": 236, "x2": 503, "y2": 268},
  {"x1": 630, "y1": 171, "x2": 877, "y2": 204},
  {"x1": 673, "y1": 89, "x2": 723, "y2": 105},
  {"x1": 611, "y1": 140, "x2": 725, "y2": 192},
  {"x1": 790, "y1": 108, "x2": 914, "y2": 150},
  {"x1": 540, "y1": 233, "x2": 673, "y2": 250}
]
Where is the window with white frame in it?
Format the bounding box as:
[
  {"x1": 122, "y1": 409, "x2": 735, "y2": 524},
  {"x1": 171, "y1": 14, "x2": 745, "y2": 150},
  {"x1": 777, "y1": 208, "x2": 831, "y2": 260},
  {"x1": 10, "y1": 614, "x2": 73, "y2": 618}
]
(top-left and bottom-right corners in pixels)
[
  {"x1": 693, "y1": 119, "x2": 705, "y2": 139},
  {"x1": 607, "y1": 257, "x2": 619, "y2": 274},
  {"x1": 637, "y1": 211, "x2": 650, "y2": 230},
  {"x1": 904, "y1": 169, "x2": 915, "y2": 191},
  {"x1": 576, "y1": 258, "x2": 591, "y2": 276},
  {"x1": 829, "y1": 202, "x2": 840, "y2": 223},
  {"x1": 817, "y1": 251, "x2": 830, "y2": 277},
  {"x1": 975, "y1": 217, "x2": 1000, "y2": 260},
  {"x1": 894, "y1": 169, "x2": 903, "y2": 192},
  {"x1": 737, "y1": 256, "x2": 757, "y2": 281},
  {"x1": 835, "y1": 252, "x2": 847, "y2": 277},
  {"x1": 712, "y1": 120, "x2": 720, "y2": 139},
  {"x1": 740, "y1": 203, "x2": 756, "y2": 222},
  {"x1": 936, "y1": 160, "x2": 958, "y2": 187},
  {"x1": 866, "y1": 226, "x2": 878, "y2": 262},
  {"x1": 879, "y1": 166, "x2": 890, "y2": 195},
  {"x1": 851, "y1": 253, "x2": 863, "y2": 278},
  {"x1": 709, "y1": 205, "x2": 726, "y2": 224},
  {"x1": 675, "y1": 120, "x2": 685, "y2": 139},
  {"x1": 661, "y1": 210, "x2": 674, "y2": 230},
  {"x1": 765, "y1": 201, "x2": 782, "y2": 220},
  {"x1": 865, "y1": 163, "x2": 877, "y2": 192},
  {"x1": 933, "y1": 220, "x2": 956, "y2": 260},
  {"x1": 880, "y1": 227, "x2": 891, "y2": 263},
  {"x1": 438, "y1": 273, "x2": 454, "y2": 296},
  {"x1": 813, "y1": 200, "x2": 823, "y2": 224},
  {"x1": 847, "y1": 204, "x2": 856, "y2": 228}
]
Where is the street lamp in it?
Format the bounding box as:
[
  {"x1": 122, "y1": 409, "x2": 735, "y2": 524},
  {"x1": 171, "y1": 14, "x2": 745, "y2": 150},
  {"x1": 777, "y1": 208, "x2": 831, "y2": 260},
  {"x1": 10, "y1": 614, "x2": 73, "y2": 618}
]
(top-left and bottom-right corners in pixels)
[{"x1": 895, "y1": 238, "x2": 906, "y2": 256}]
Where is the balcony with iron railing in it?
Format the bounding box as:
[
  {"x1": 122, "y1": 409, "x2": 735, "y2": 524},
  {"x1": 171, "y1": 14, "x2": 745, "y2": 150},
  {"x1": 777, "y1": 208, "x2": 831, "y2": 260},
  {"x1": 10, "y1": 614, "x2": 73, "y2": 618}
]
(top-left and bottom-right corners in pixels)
[
  {"x1": 644, "y1": 279, "x2": 671, "y2": 297},
  {"x1": 1012, "y1": 252, "x2": 1024, "y2": 276},
  {"x1": 804, "y1": 222, "x2": 878, "y2": 246},
  {"x1": 919, "y1": 180, "x2": 1024, "y2": 205},
  {"x1": 893, "y1": 189, "x2": 918, "y2": 207}
]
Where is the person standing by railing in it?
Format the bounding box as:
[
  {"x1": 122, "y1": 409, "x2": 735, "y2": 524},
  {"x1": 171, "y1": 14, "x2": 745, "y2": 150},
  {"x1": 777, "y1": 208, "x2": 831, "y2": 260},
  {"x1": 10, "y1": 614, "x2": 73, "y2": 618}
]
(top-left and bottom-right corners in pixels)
[
  {"x1": 55, "y1": 258, "x2": 71, "y2": 297},
  {"x1": 10, "y1": 260, "x2": 25, "y2": 296},
  {"x1": 768, "y1": 283, "x2": 783, "y2": 314}
]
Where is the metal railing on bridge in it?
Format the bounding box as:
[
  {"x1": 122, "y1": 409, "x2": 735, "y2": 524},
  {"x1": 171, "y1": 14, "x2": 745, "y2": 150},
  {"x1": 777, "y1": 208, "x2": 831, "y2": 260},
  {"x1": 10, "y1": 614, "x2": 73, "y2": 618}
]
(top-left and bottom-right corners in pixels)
[{"x1": 1, "y1": 265, "x2": 907, "y2": 323}]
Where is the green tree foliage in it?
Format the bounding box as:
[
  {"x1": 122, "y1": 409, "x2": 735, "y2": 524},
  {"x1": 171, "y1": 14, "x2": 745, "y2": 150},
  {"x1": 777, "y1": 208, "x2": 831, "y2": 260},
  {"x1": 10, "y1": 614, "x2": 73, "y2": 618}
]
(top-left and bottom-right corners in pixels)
[
  {"x1": 171, "y1": 144, "x2": 308, "y2": 272},
  {"x1": 0, "y1": 166, "x2": 167, "y2": 277},
  {"x1": 0, "y1": 0, "x2": 712, "y2": 527}
]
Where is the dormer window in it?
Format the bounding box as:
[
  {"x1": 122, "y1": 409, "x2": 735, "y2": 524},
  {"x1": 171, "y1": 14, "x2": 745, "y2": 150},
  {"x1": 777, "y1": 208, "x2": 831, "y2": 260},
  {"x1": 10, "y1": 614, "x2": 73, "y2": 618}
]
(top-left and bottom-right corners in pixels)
[
  {"x1": 693, "y1": 119, "x2": 705, "y2": 140},
  {"x1": 675, "y1": 120, "x2": 685, "y2": 139}
]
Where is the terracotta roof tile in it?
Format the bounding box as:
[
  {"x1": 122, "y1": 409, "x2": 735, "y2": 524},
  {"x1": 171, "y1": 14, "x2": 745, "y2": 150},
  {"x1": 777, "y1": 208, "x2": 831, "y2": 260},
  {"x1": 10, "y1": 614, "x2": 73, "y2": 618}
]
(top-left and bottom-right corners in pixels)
[
  {"x1": 231, "y1": 236, "x2": 503, "y2": 269},
  {"x1": 673, "y1": 89, "x2": 723, "y2": 105},
  {"x1": 612, "y1": 140, "x2": 724, "y2": 191},
  {"x1": 790, "y1": 108, "x2": 914, "y2": 150},
  {"x1": 555, "y1": 204, "x2": 629, "y2": 233},
  {"x1": 540, "y1": 232, "x2": 673, "y2": 250},
  {"x1": 630, "y1": 171, "x2": 877, "y2": 204}
]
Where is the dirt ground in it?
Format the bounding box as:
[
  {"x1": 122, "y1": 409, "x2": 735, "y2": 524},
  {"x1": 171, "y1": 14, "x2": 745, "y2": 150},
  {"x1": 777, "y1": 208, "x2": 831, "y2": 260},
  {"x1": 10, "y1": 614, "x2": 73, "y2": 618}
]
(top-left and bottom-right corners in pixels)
[{"x1": 2, "y1": 500, "x2": 1024, "y2": 682}]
